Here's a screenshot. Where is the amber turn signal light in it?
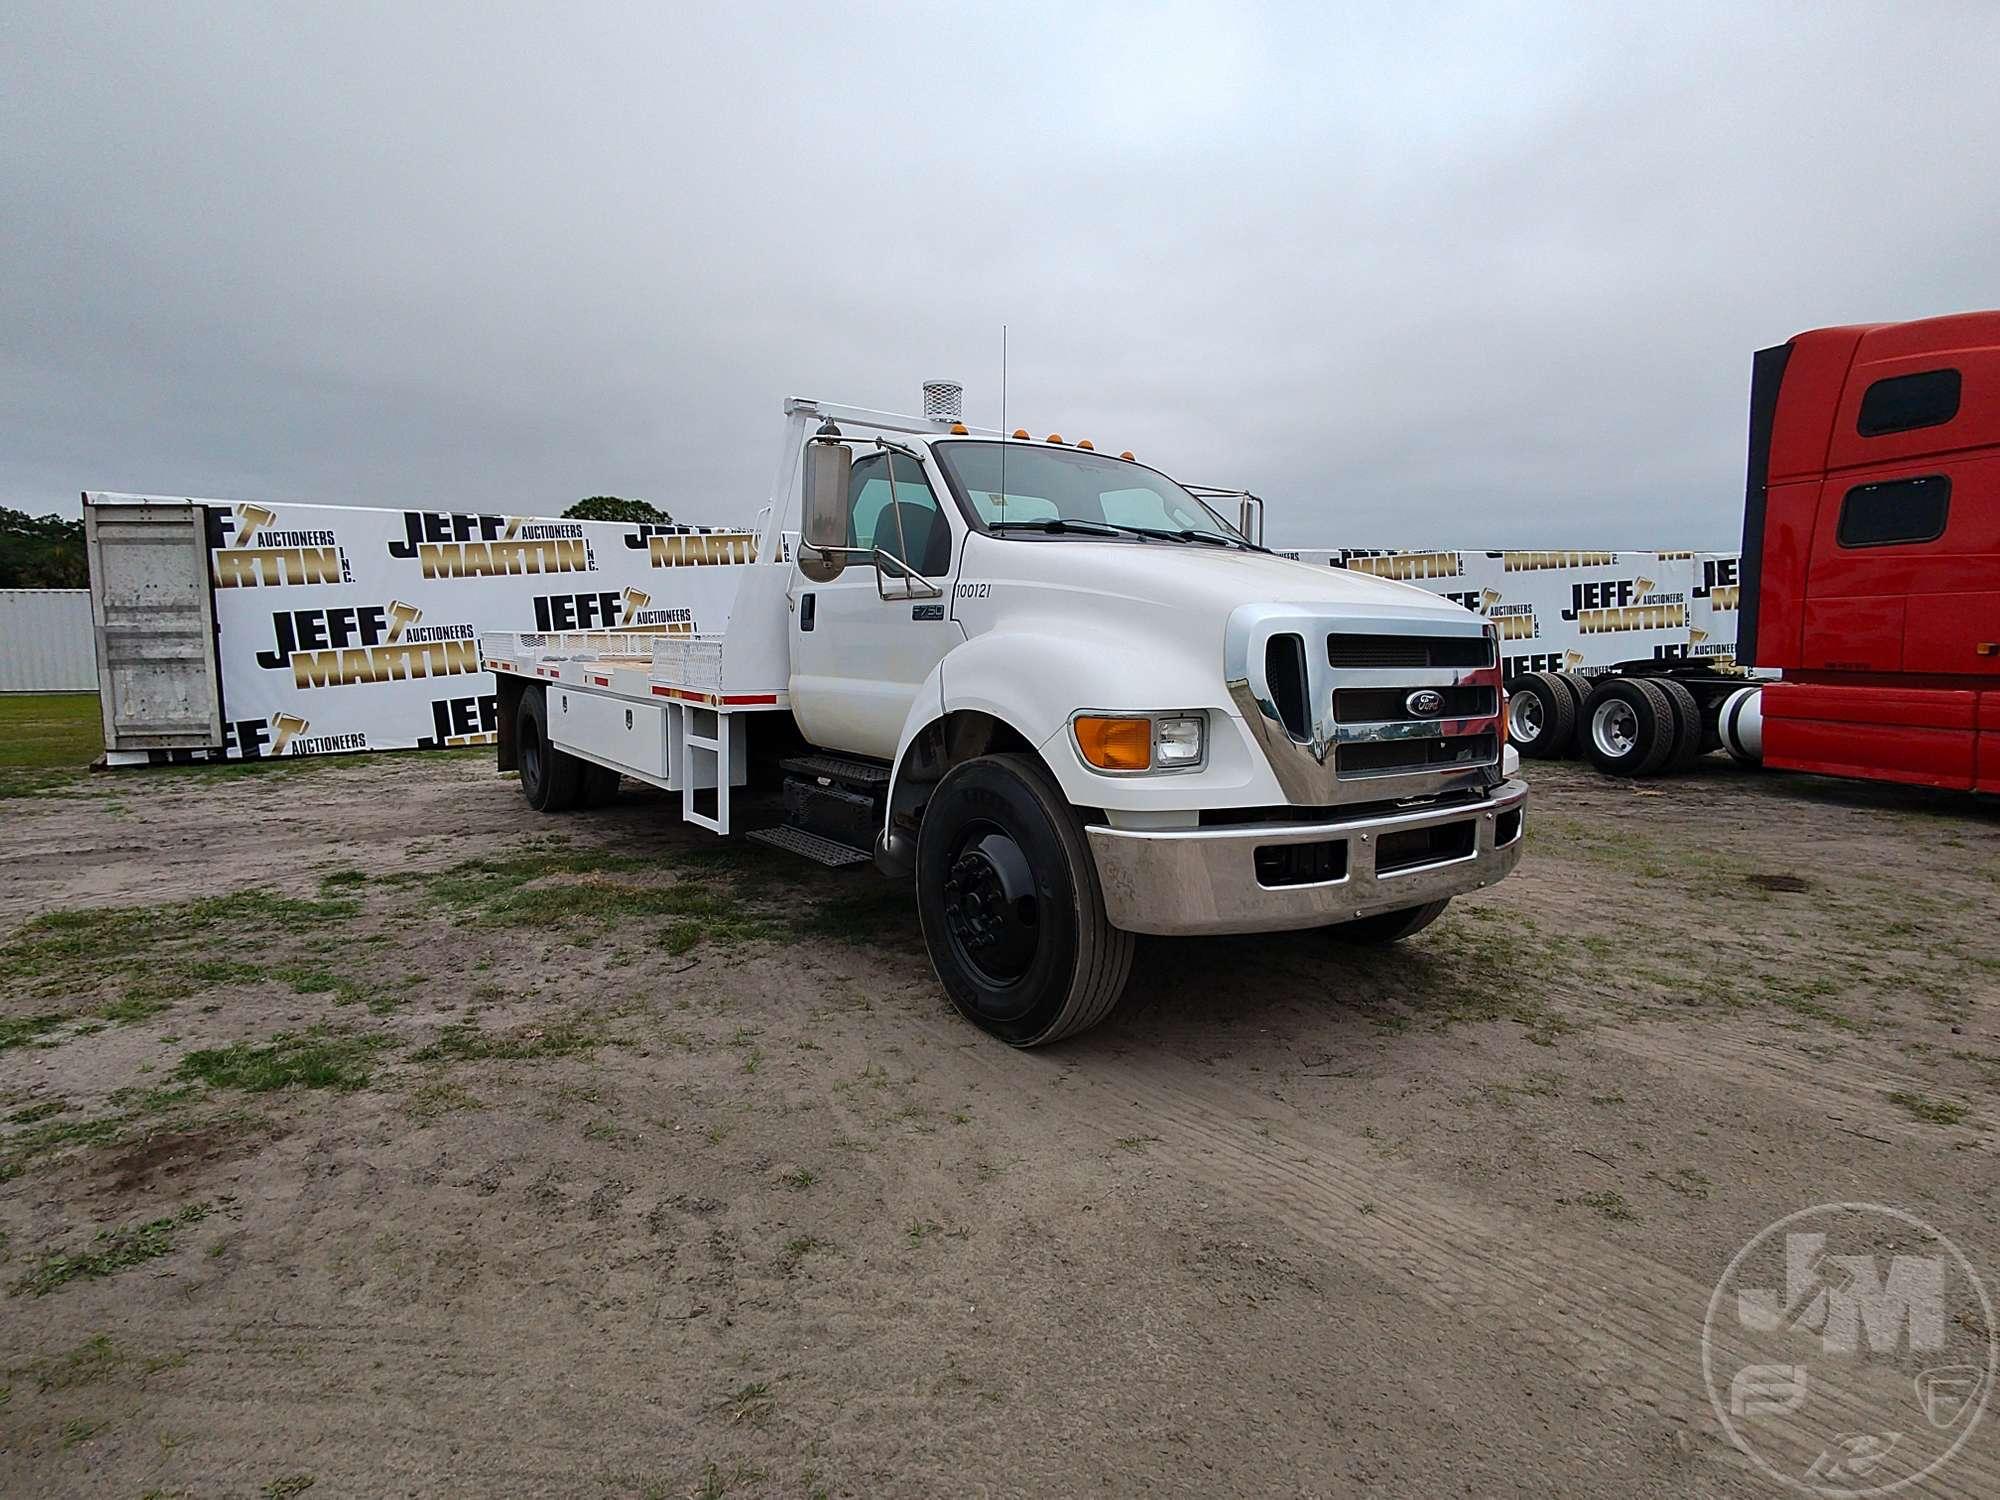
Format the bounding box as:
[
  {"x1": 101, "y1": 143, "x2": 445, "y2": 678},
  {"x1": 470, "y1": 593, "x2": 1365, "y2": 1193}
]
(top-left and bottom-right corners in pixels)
[{"x1": 1073, "y1": 716, "x2": 1150, "y2": 770}]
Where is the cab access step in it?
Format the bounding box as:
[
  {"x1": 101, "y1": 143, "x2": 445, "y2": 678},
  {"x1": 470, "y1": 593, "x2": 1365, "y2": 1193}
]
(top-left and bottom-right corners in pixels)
[{"x1": 744, "y1": 753, "x2": 891, "y2": 867}]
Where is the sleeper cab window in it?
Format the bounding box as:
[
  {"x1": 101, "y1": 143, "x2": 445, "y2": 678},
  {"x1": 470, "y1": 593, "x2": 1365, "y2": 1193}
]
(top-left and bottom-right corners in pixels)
[
  {"x1": 1836, "y1": 474, "x2": 1950, "y2": 548},
  {"x1": 1856, "y1": 368, "x2": 1961, "y2": 437}
]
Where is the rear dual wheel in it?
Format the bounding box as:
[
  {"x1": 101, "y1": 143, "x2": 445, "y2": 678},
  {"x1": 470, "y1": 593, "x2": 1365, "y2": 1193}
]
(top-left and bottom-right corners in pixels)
[
  {"x1": 516, "y1": 685, "x2": 595, "y2": 812},
  {"x1": 1581, "y1": 678, "x2": 1681, "y2": 777},
  {"x1": 1507, "y1": 671, "x2": 1577, "y2": 759}
]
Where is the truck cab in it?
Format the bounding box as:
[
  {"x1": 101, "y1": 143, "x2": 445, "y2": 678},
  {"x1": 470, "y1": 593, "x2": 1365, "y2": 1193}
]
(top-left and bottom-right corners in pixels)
[
  {"x1": 488, "y1": 386, "x2": 1528, "y2": 1045},
  {"x1": 1740, "y1": 311, "x2": 2000, "y2": 790}
]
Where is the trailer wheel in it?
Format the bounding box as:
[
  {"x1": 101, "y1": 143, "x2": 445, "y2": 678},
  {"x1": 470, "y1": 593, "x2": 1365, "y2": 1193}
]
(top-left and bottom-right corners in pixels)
[
  {"x1": 1581, "y1": 678, "x2": 1678, "y2": 777},
  {"x1": 1653, "y1": 679, "x2": 1706, "y2": 771},
  {"x1": 1507, "y1": 672, "x2": 1575, "y2": 759},
  {"x1": 1552, "y1": 672, "x2": 1593, "y2": 752},
  {"x1": 1329, "y1": 899, "x2": 1449, "y2": 945},
  {"x1": 516, "y1": 685, "x2": 582, "y2": 812},
  {"x1": 580, "y1": 764, "x2": 621, "y2": 808},
  {"x1": 915, "y1": 753, "x2": 1134, "y2": 1047}
]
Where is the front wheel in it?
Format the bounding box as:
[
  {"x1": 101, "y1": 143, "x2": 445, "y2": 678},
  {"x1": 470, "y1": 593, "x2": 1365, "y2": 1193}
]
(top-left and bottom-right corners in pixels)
[{"x1": 915, "y1": 753, "x2": 1134, "y2": 1047}]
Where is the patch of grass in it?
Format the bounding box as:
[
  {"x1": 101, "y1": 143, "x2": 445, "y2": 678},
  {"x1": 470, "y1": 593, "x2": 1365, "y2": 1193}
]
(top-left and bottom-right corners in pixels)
[
  {"x1": 723, "y1": 1380, "x2": 773, "y2": 1427},
  {"x1": 62, "y1": 1416, "x2": 108, "y2": 1447},
  {"x1": 96, "y1": 995, "x2": 172, "y2": 1025},
  {"x1": 177, "y1": 1031, "x2": 388, "y2": 1093},
  {"x1": 905, "y1": 1218, "x2": 943, "y2": 1248},
  {"x1": 261, "y1": 1477, "x2": 316, "y2": 1498},
  {"x1": 1, "y1": 895, "x2": 359, "y2": 1019},
  {"x1": 270, "y1": 965, "x2": 395, "y2": 1014},
  {"x1": 1560, "y1": 1190, "x2": 1639, "y2": 1223},
  {"x1": 789, "y1": 879, "x2": 921, "y2": 950},
  {"x1": 1885, "y1": 1091, "x2": 1971, "y2": 1127},
  {"x1": 1764, "y1": 977, "x2": 1865, "y2": 1032},
  {"x1": 1488, "y1": 1071, "x2": 1565, "y2": 1107},
  {"x1": 1647, "y1": 1167, "x2": 1712, "y2": 1200},
  {"x1": 779, "y1": 1234, "x2": 830, "y2": 1273},
  {"x1": 6, "y1": 1098, "x2": 68, "y2": 1124},
  {"x1": 0, "y1": 1014, "x2": 71, "y2": 1053},
  {"x1": 31, "y1": 1334, "x2": 124, "y2": 1391},
  {"x1": 1114, "y1": 1134, "x2": 1160, "y2": 1152},
  {"x1": 406, "y1": 1080, "x2": 482, "y2": 1120},
  {"x1": 0, "y1": 693, "x2": 102, "y2": 797},
  {"x1": 407, "y1": 1014, "x2": 607, "y2": 1064},
  {"x1": 13, "y1": 1203, "x2": 211, "y2": 1296},
  {"x1": 782, "y1": 1167, "x2": 817, "y2": 1189}
]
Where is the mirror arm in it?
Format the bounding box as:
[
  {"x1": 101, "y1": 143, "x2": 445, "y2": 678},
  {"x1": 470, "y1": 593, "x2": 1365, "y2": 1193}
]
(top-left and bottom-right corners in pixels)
[{"x1": 872, "y1": 548, "x2": 943, "y2": 601}]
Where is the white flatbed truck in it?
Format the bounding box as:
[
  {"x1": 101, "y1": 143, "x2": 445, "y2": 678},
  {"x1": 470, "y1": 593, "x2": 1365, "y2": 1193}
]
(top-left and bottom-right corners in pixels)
[{"x1": 482, "y1": 384, "x2": 1528, "y2": 1045}]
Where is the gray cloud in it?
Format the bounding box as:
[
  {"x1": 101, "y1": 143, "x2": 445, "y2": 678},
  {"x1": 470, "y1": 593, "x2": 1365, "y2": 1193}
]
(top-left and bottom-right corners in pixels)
[{"x1": 6, "y1": 2, "x2": 1997, "y2": 546}]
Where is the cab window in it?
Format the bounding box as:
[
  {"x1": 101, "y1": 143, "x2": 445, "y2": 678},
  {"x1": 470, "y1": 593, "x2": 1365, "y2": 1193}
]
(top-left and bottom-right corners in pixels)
[{"x1": 848, "y1": 453, "x2": 952, "y2": 576}]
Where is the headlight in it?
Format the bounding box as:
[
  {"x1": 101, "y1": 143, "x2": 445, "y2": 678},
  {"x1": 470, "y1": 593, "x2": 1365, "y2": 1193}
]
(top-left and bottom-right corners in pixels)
[
  {"x1": 1072, "y1": 712, "x2": 1206, "y2": 772},
  {"x1": 1153, "y1": 715, "x2": 1205, "y2": 766}
]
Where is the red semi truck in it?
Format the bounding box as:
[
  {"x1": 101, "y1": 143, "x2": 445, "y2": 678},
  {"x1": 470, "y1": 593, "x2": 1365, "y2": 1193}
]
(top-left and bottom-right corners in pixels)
[
  {"x1": 1737, "y1": 310, "x2": 2000, "y2": 792},
  {"x1": 1507, "y1": 310, "x2": 1999, "y2": 793}
]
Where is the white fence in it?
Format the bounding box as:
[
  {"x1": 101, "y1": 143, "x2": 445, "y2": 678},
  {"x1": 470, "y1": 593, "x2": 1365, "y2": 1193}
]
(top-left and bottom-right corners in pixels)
[{"x1": 0, "y1": 589, "x2": 98, "y2": 692}]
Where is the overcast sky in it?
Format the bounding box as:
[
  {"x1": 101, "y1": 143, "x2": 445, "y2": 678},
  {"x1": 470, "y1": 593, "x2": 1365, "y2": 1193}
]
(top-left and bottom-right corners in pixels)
[{"x1": 5, "y1": 3, "x2": 1996, "y2": 546}]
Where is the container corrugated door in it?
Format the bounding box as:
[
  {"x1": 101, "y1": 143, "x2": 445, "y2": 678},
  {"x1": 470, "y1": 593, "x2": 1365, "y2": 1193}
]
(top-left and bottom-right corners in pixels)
[{"x1": 83, "y1": 499, "x2": 223, "y2": 751}]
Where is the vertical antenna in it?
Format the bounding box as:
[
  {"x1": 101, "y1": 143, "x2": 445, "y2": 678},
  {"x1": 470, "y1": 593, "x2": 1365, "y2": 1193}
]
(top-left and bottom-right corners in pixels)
[{"x1": 999, "y1": 324, "x2": 1008, "y2": 526}]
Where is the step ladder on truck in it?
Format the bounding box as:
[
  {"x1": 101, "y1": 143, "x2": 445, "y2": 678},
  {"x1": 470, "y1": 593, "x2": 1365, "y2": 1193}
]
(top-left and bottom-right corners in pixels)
[{"x1": 481, "y1": 382, "x2": 1530, "y2": 1045}]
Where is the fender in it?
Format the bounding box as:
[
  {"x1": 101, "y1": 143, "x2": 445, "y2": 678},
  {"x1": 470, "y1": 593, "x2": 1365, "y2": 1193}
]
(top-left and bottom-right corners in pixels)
[{"x1": 883, "y1": 627, "x2": 1282, "y2": 854}]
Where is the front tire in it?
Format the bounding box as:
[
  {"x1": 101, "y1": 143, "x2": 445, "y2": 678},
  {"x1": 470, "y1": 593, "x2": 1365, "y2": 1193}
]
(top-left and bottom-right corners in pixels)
[{"x1": 915, "y1": 753, "x2": 1134, "y2": 1047}]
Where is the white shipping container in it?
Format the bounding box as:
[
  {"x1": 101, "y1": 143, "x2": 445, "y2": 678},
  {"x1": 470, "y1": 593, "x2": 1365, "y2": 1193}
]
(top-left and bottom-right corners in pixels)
[{"x1": 0, "y1": 589, "x2": 99, "y2": 692}]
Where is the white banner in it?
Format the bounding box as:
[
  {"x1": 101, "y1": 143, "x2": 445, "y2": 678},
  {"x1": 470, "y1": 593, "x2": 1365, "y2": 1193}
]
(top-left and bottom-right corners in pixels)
[
  {"x1": 185, "y1": 497, "x2": 1738, "y2": 760},
  {"x1": 1282, "y1": 548, "x2": 1741, "y2": 678},
  {"x1": 204, "y1": 499, "x2": 761, "y2": 759}
]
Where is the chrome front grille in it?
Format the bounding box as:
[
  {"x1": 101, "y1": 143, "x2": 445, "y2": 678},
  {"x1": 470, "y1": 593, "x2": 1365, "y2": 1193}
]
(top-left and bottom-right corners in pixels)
[{"x1": 1226, "y1": 604, "x2": 1505, "y2": 806}]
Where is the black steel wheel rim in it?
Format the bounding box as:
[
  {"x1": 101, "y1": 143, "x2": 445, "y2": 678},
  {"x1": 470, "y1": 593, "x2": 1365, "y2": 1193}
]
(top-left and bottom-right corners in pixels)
[{"x1": 941, "y1": 820, "x2": 1041, "y2": 1006}]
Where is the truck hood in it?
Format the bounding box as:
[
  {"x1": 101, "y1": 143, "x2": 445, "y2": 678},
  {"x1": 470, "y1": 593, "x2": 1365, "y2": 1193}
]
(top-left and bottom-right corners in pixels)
[{"x1": 957, "y1": 534, "x2": 1477, "y2": 626}]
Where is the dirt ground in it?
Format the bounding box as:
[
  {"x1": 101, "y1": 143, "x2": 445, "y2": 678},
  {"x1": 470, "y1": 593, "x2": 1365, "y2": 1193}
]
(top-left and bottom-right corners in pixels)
[{"x1": 1, "y1": 745, "x2": 1996, "y2": 1498}]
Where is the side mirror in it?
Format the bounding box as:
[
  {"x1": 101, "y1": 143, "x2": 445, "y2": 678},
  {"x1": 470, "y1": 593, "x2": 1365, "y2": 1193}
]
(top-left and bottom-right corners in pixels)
[{"x1": 799, "y1": 441, "x2": 850, "y2": 582}]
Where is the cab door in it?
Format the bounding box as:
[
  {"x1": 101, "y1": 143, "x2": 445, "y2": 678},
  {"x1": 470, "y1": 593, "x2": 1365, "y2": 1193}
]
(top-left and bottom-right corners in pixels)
[{"x1": 789, "y1": 449, "x2": 962, "y2": 760}]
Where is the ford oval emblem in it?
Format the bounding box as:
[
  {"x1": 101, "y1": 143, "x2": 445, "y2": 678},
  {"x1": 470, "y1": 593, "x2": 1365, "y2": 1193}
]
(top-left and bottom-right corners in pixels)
[{"x1": 1406, "y1": 689, "x2": 1445, "y2": 718}]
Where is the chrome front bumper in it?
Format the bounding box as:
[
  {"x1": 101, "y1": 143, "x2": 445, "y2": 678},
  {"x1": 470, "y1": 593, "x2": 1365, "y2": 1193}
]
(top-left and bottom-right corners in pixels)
[{"x1": 1085, "y1": 778, "x2": 1528, "y2": 937}]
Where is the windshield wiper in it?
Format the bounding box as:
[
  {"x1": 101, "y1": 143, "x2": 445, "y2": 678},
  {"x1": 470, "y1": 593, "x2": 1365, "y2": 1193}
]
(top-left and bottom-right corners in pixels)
[
  {"x1": 1171, "y1": 527, "x2": 1264, "y2": 552},
  {"x1": 988, "y1": 517, "x2": 1262, "y2": 550},
  {"x1": 989, "y1": 518, "x2": 1140, "y2": 539}
]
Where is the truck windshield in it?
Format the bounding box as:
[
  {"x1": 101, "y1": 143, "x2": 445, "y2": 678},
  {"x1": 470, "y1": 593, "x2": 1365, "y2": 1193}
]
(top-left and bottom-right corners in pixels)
[{"x1": 932, "y1": 442, "x2": 1245, "y2": 544}]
